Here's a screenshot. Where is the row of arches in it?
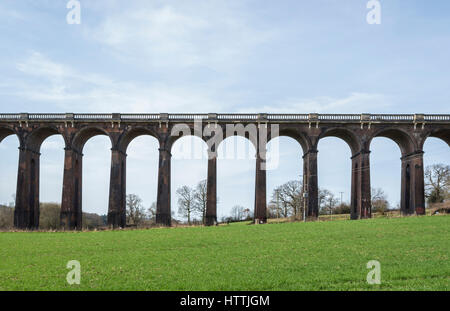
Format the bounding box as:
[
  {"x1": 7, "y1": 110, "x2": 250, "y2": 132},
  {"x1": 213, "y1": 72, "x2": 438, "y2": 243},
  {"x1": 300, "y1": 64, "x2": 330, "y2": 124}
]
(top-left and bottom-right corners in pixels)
[{"x1": 0, "y1": 123, "x2": 449, "y2": 229}]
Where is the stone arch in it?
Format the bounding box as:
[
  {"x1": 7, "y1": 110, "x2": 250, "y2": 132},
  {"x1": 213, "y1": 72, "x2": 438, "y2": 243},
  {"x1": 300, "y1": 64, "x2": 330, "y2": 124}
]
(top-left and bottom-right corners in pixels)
[
  {"x1": 117, "y1": 127, "x2": 160, "y2": 153},
  {"x1": 72, "y1": 126, "x2": 113, "y2": 153},
  {"x1": 26, "y1": 126, "x2": 66, "y2": 153},
  {"x1": 170, "y1": 134, "x2": 209, "y2": 160},
  {"x1": 0, "y1": 126, "x2": 20, "y2": 145},
  {"x1": 420, "y1": 128, "x2": 450, "y2": 149},
  {"x1": 167, "y1": 123, "x2": 207, "y2": 152},
  {"x1": 319, "y1": 127, "x2": 361, "y2": 155},
  {"x1": 268, "y1": 127, "x2": 311, "y2": 154},
  {"x1": 216, "y1": 123, "x2": 259, "y2": 152},
  {"x1": 369, "y1": 127, "x2": 417, "y2": 155}
]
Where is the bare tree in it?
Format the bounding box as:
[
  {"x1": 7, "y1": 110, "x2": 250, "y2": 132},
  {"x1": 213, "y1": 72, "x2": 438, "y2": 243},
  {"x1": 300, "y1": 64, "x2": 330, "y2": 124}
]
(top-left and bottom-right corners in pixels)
[
  {"x1": 371, "y1": 187, "x2": 389, "y2": 213},
  {"x1": 231, "y1": 205, "x2": 245, "y2": 221},
  {"x1": 193, "y1": 180, "x2": 207, "y2": 224},
  {"x1": 177, "y1": 185, "x2": 196, "y2": 225},
  {"x1": 269, "y1": 188, "x2": 284, "y2": 218},
  {"x1": 319, "y1": 189, "x2": 338, "y2": 215},
  {"x1": 425, "y1": 164, "x2": 449, "y2": 204},
  {"x1": 126, "y1": 194, "x2": 146, "y2": 225},
  {"x1": 272, "y1": 181, "x2": 304, "y2": 218},
  {"x1": 147, "y1": 202, "x2": 156, "y2": 221}
]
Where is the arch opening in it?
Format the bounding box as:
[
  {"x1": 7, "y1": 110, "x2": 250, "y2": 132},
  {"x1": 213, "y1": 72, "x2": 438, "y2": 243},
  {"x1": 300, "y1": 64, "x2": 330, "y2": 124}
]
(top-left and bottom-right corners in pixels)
[
  {"x1": 266, "y1": 136, "x2": 304, "y2": 219},
  {"x1": 320, "y1": 128, "x2": 360, "y2": 155},
  {"x1": 217, "y1": 136, "x2": 256, "y2": 222},
  {"x1": 317, "y1": 136, "x2": 352, "y2": 216},
  {"x1": 372, "y1": 128, "x2": 416, "y2": 156},
  {"x1": 72, "y1": 126, "x2": 111, "y2": 153},
  {"x1": 38, "y1": 135, "x2": 65, "y2": 230},
  {"x1": 171, "y1": 135, "x2": 208, "y2": 225},
  {"x1": 0, "y1": 134, "x2": 20, "y2": 224},
  {"x1": 26, "y1": 127, "x2": 62, "y2": 153},
  {"x1": 82, "y1": 135, "x2": 111, "y2": 228},
  {"x1": 126, "y1": 135, "x2": 159, "y2": 225},
  {"x1": 422, "y1": 137, "x2": 450, "y2": 209},
  {"x1": 120, "y1": 127, "x2": 159, "y2": 153},
  {"x1": 370, "y1": 137, "x2": 402, "y2": 212}
]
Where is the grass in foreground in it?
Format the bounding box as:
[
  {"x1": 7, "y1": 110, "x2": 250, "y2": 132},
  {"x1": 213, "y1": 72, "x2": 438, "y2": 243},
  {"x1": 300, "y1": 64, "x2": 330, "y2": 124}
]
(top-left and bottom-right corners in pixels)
[{"x1": 0, "y1": 215, "x2": 449, "y2": 291}]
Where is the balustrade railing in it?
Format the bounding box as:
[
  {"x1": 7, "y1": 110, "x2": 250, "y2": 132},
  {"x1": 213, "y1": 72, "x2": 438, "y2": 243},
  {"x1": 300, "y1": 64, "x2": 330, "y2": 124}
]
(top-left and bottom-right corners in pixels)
[{"x1": 0, "y1": 113, "x2": 448, "y2": 122}]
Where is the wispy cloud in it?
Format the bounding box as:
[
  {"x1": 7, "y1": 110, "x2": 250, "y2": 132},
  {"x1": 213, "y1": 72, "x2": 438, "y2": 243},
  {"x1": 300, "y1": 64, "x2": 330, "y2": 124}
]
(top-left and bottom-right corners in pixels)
[
  {"x1": 7, "y1": 51, "x2": 221, "y2": 112},
  {"x1": 86, "y1": 1, "x2": 274, "y2": 70},
  {"x1": 246, "y1": 92, "x2": 392, "y2": 114}
]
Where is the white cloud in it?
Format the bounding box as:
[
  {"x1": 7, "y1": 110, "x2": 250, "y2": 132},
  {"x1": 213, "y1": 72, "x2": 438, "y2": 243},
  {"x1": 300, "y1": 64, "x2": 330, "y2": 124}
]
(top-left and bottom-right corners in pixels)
[
  {"x1": 8, "y1": 51, "x2": 220, "y2": 112},
  {"x1": 86, "y1": 1, "x2": 274, "y2": 70}
]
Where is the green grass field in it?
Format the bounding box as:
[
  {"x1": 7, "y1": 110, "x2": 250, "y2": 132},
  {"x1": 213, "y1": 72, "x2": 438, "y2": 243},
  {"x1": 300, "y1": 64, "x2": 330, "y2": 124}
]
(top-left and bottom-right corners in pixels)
[{"x1": 0, "y1": 215, "x2": 449, "y2": 291}]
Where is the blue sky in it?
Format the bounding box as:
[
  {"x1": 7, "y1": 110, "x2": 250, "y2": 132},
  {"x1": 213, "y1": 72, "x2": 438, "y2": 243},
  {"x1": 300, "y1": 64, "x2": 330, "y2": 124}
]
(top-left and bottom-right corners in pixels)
[{"x1": 0, "y1": 0, "x2": 449, "y2": 219}]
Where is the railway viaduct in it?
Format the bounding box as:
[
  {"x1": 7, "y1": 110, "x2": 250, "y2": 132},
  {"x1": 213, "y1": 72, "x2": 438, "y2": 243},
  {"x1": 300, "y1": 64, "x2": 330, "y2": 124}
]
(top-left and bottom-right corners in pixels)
[{"x1": 0, "y1": 113, "x2": 449, "y2": 230}]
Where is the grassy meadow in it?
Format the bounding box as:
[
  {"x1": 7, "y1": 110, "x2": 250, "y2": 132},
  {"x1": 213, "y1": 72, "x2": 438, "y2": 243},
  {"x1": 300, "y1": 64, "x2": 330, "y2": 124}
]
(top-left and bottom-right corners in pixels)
[{"x1": 0, "y1": 215, "x2": 449, "y2": 291}]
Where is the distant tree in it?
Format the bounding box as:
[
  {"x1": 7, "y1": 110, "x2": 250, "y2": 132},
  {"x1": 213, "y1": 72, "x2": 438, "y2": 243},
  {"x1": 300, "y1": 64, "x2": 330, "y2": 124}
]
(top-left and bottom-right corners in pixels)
[
  {"x1": 272, "y1": 181, "x2": 304, "y2": 218},
  {"x1": 269, "y1": 188, "x2": 284, "y2": 218},
  {"x1": 83, "y1": 212, "x2": 107, "y2": 229},
  {"x1": 126, "y1": 194, "x2": 146, "y2": 225},
  {"x1": 334, "y1": 203, "x2": 351, "y2": 214},
  {"x1": 177, "y1": 185, "x2": 196, "y2": 225},
  {"x1": 231, "y1": 205, "x2": 245, "y2": 221},
  {"x1": 243, "y1": 208, "x2": 253, "y2": 220},
  {"x1": 39, "y1": 203, "x2": 61, "y2": 230},
  {"x1": 425, "y1": 164, "x2": 449, "y2": 205},
  {"x1": 319, "y1": 190, "x2": 338, "y2": 215},
  {"x1": 371, "y1": 187, "x2": 389, "y2": 214},
  {"x1": 318, "y1": 188, "x2": 330, "y2": 212},
  {"x1": 147, "y1": 202, "x2": 157, "y2": 221},
  {"x1": 267, "y1": 203, "x2": 281, "y2": 218},
  {"x1": 0, "y1": 205, "x2": 14, "y2": 229},
  {"x1": 193, "y1": 180, "x2": 207, "y2": 224}
]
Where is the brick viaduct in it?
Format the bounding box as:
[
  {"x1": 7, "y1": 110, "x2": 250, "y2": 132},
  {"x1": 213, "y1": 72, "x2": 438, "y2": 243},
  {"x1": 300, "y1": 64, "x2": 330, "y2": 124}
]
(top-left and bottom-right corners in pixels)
[{"x1": 0, "y1": 113, "x2": 449, "y2": 230}]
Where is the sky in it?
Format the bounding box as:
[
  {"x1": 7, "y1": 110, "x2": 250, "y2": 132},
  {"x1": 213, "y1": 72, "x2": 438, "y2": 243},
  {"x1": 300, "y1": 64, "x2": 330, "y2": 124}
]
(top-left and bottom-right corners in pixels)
[{"x1": 0, "y1": 0, "x2": 449, "y2": 220}]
